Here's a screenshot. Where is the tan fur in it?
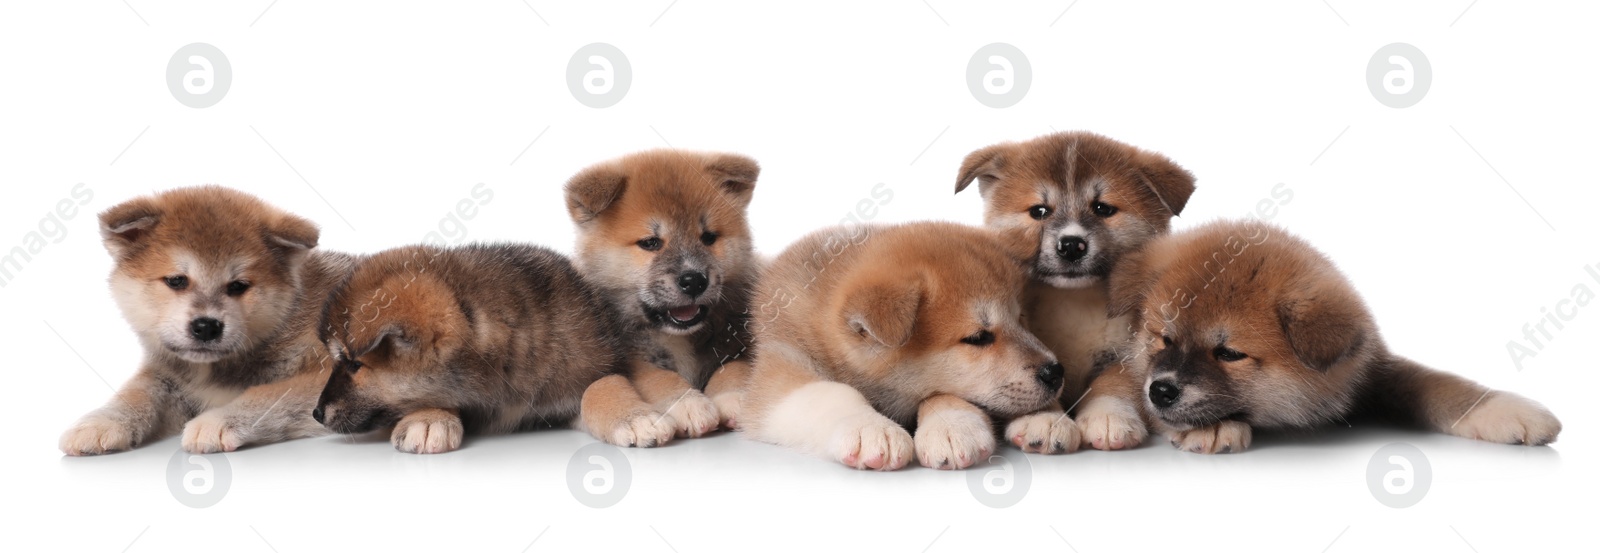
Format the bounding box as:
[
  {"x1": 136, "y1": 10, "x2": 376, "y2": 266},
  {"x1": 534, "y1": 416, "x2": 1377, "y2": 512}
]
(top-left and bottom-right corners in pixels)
[
  {"x1": 741, "y1": 222, "x2": 1066, "y2": 470},
  {"x1": 954, "y1": 132, "x2": 1196, "y2": 451},
  {"x1": 60, "y1": 185, "x2": 351, "y2": 455},
  {"x1": 313, "y1": 243, "x2": 630, "y2": 453},
  {"x1": 1108, "y1": 220, "x2": 1562, "y2": 453},
  {"x1": 564, "y1": 150, "x2": 762, "y2": 444}
]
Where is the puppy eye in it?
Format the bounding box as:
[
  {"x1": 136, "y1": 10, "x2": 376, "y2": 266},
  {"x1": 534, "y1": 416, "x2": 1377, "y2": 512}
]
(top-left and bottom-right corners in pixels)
[
  {"x1": 164, "y1": 275, "x2": 189, "y2": 291},
  {"x1": 700, "y1": 231, "x2": 718, "y2": 246},
  {"x1": 1027, "y1": 205, "x2": 1052, "y2": 220},
  {"x1": 960, "y1": 330, "x2": 995, "y2": 346},
  {"x1": 637, "y1": 237, "x2": 663, "y2": 251},
  {"x1": 1213, "y1": 345, "x2": 1247, "y2": 362},
  {"x1": 1161, "y1": 335, "x2": 1173, "y2": 347},
  {"x1": 1091, "y1": 201, "x2": 1119, "y2": 217},
  {"x1": 226, "y1": 280, "x2": 251, "y2": 296},
  {"x1": 339, "y1": 359, "x2": 363, "y2": 374}
]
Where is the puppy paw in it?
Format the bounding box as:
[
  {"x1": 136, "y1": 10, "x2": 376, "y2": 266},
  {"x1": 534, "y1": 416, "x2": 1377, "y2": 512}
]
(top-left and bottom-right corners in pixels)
[
  {"x1": 659, "y1": 390, "x2": 720, "y2": 438},
  {"x1": 391, "y1": 409, "x2": 464, "y2": 454},
  {"x1": 914, "y1": 410, "x2": 994, "y2": 470},
  {"x1": 601, "y1": 412, "x2": 677, "y2": 448},
  {"x1": 1449, "y1": 392, "x2": 1561, "y2": 446},
  {"x1": 1076, "y1": 402, "x2": 1148, "y2": 451},
  {"x1": 1168, "y1": 420, "x2": 1251, "y2": 454},
  {"x1": 710, "y1": 389, "x2": 742, "y2": 431},
  {"x1": 830, "y1": 415, "x2": 914, "y2": 471},
  {"x1": 59, "y1": 416, "x2": 138, "y2": 456},
  {"x1": 1004, "y1": 412, "x2": 1081, "y2": 454},
  {"x1": 182, "y1": 412, "x2": 247, "y2": 454}
]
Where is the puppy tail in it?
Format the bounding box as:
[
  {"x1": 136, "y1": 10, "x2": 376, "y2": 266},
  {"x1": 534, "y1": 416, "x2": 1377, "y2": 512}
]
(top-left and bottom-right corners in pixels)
[{"x1": 1357, "y1": 355, "x2": 1493, "y2": 432}]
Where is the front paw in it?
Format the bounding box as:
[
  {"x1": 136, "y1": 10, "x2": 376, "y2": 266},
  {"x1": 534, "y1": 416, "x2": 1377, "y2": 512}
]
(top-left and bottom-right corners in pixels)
[
  {"x1": 830, "y1": 415, "x2": 913, "y2": 471},
  {"x1": 391, "y1": 409, "x2": 464, "y2": 454},
  {"x1": 1076, "y1": 401, "x2": 1148, "y2": 451},
  {"x1": 914, "y1": 410, "x2": 994, "y2": 470},
  {"x1": 60, "y1": 416, "x2": 139, "y2": 456},
  {"x1": 182, "y1": 412, "x2": 247, "y2": 454},
  {"x1": 1449, "y1": 392, "x2": 1561, "y2": 446},
  {"x1": 710, "y1": 388, "x2": 742, "y2": 431},
  {"x1": 599, "y1": 411, "x2": 677, "y2": 448},
  {"x1": 1168, "y1": 420, "x2": 1251, "y2": 454},
  {"x1": 1005, "y1": 412, "x2": 1081, "y2": 454},
  {"x1": 658, "y1": 390, "x2": 720, "y2": 438}
]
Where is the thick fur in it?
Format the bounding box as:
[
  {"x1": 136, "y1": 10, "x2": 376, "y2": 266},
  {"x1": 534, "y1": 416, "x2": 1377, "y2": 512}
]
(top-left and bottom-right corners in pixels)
[
  {"x1": 564, "y1": 150, "x2": 760, "y2": 443},
  {"x1": 59, "y1": 185, "x2": 353, "y2": 455},
  {"x1": 955, "y1": 131, "x2": 1196, "y2": 451},
  {"x1": 313, "y1": 243, "x2": 637, "y2": 454},
  {"x1": 1108, "y1": 220, "x2": 1562, "y2": 453},
  {"x1": 742, "y1": 222, "x2": 1069, "y2": 470}
]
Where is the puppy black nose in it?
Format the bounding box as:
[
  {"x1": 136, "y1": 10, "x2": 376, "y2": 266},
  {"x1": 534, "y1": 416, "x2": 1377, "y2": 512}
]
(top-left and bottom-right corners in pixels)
[
  {"x1": 1149, "y1": 380, "x2": 1182, "y2": 408},
  {"x1": 677, "y1": 271, "x2": 709, "y2": 297},
  {"x1": 189, "y1": 317, "x2": 224, "y2": 342},
  {"x1": 311, "y1": 407, "x2": 325, "y2": 424},
  {"x1": 1056, "y1": 236, "x2": 1089, "y2": 262},
  {"x1": 1036, "y1": 362, "x2": 1065, "y2": 392}
]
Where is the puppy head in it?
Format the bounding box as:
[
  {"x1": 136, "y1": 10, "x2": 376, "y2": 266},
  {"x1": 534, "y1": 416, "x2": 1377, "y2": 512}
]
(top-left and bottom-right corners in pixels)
[
  {"x1": 955, "y1": 132, "x2": 1195, "y2": 289},
  {"x1": 565, "y1": 150, "x2": 759, "y2": 334},
  {"x1": 314, "y1": 253, "x2": 469, "y2": 434},
  {"x1": 832, "y1": 223, "x2": 1064, "y2": 417},
  {"x1": 1108, "y1": 220, "x2": 1375, "y2": 431},
  {"x1": 99, "y1": 185, "x2": 319, "y2": 363}
]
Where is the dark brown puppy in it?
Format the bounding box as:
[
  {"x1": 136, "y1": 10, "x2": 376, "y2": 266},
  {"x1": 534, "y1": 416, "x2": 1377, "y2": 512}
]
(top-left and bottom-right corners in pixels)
[
  {"x1": 60, "y1": 185, "x2": 353, "y2": 455},
  {"x1": 1109, "y1": 220, "x2": 1561, "y2": 453},
  {"x1": 312, "y1": 243, "x2": 648, "y2": 453},
  {"x1": 955, "y1": 131, "x2": 1195, "y2": 452},
  {"x1": 565, "y1": 150, "x2": 760, "y2": 444}
]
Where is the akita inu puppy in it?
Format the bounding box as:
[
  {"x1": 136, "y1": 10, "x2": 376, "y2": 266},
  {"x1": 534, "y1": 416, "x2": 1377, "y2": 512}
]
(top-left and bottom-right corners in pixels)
[
  {"x1": 311, "y1": 243, "x2": 651, "y2": 453},
  {"x1": 1109, "y1": 220, "x2": 1561, "y2": 453},
  {"x1": 564, "y1": 150, "x2": 760, "y2": 443},
  {"x1": 59, "y1": 185, "x2": 353, "y2": 455},
  {"x1": 742, "y1": 222, "x2": 1069, "y2": 470},
  {"x1": 955, "y1": 132, "x2": 1196, "y2": 452}
]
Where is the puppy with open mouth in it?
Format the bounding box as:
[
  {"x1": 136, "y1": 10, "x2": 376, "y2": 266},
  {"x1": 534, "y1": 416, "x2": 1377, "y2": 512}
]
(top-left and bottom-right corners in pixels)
[
  {"x1": 741, "y1": 222, "x2": 1069, "y2": 470},
  {"x1": 312, "y1": 243, "x2": 640, "y2": 453},
  {"x1": 1108, "y1": 220, "x2": 1561, "y2": 453},
  {"x1": 59, "y1": 185, "x2": 354, "y2": 455},
  {"x1": 564, "y1": 150, "x2": 761, "y2": 443},
  {"x1": 954, "y1": 131, "x2": 1196, "y2": 452}
]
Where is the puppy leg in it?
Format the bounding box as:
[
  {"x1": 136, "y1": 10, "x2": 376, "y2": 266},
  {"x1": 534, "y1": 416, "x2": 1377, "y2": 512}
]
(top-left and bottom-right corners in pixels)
[
  {"x1": 914, "y1": 394, "x2": 994, "y2": 470},
  {"x1": 391, "y1": 408, "x2": 465, "y2": 454},
  {"x1": 744, "y1": 348, "x2": 912, "y2": 470},
  {"x1": 1004, "y1": 406, "x2": 1081, "y2": 454},
  {"x1": 1074, "y1": 363, "x2": 1149, "y2": 451},
  {"x1": 631, "y1": 361, "x2": 719, "y2": 438},
  {"x1": 182, "y1": 368, "x2": 331, "y2": 454},
  {"x1": 704, "y1": 360, "x2": 751, "y2": 430},
  {"x1": 1370, "y1": 356, "x2": 1561, "y2": 445},
  {"x1": 60, "y1": 369, "x2": 177, "y2": 456},
  {"x1": 1166, "y1": 420, "x2": 1252, "y2": 454},
  {"x1": 578, "y1": 374, "x2": 677, "y2": 448}
]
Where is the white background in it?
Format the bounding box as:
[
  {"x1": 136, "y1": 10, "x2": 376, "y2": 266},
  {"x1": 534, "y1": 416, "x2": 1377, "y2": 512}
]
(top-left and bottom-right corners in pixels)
[{"x1": 2, "y1": 1, "x2": 1595, "y2": 551}]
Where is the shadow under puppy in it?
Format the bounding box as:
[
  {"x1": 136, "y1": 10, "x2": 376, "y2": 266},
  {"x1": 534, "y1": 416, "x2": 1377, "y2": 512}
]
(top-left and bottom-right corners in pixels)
[
  {"x1": 564, "y1": 150, "x2": 761, "y2": 443},
  {"x1": 954, "y1": 131, "x2": 1196, "y2": 452},
  {"x1": 1109, "y1": 220, "x2": 1561, "y2": 453},
  {"x1": 312, "y1": 243, "x2": 641, "y2": 453},
  {"x1": 742, "y1": 222, "x2": 1067, "y2": 470},
  {"x1": 60, "y1": 185, "x2": 354, "y2": 455}
]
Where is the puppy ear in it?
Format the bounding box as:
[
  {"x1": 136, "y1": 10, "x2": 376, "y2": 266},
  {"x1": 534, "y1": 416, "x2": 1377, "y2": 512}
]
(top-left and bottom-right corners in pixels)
[
  {"x1": 267, "y1": 212, "x2": 320, "y2": 253},
  {"x1": 99, "y1": 197, "x2": 162, "y2": 259},
  {"x1": 704, "y1": 153, "x2": 760, "y2": 207},
  {"x1": 841, "y1": 277, "x2": 922, "y2": 348},
  {"x1": 1106, "y1": 246, "x2": 1163, "y2": 318},
  {"x1": 1132, "y1": 150, "x2": 1197, "y2": 217},
  {"x1": 369, "y1": 323, "x2": 420, "y2": 358},
  {"x1": 955, "y1": 144, "x2": 1006, "y2": 194},
  {"x1": 1277, "y1": 283, "x2": 1370, "y2": 372},
  {"x1": 564, "y1": 163, "x2": 628, "y2": 223}
]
